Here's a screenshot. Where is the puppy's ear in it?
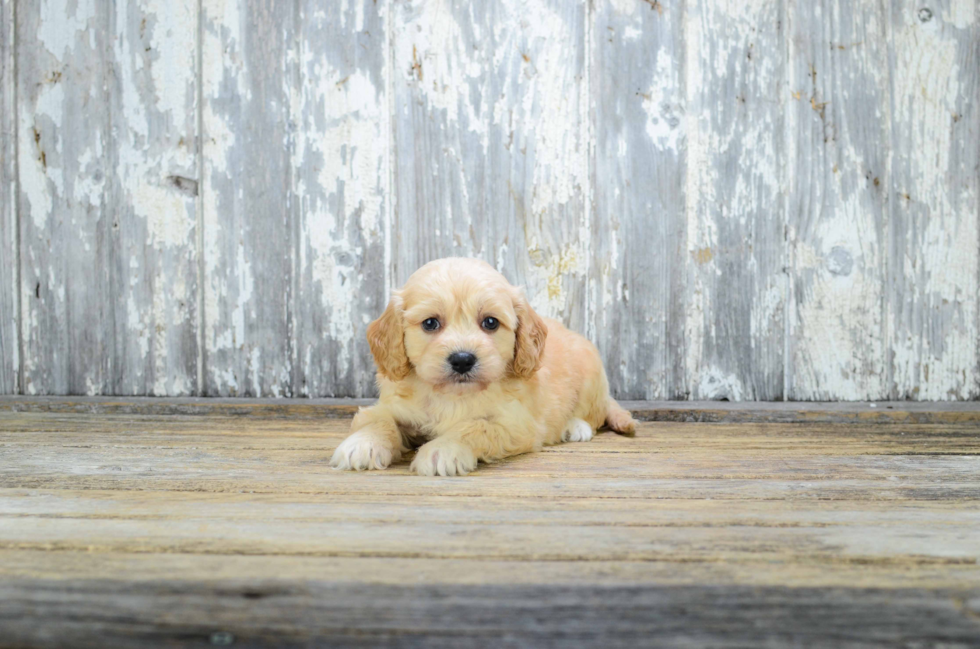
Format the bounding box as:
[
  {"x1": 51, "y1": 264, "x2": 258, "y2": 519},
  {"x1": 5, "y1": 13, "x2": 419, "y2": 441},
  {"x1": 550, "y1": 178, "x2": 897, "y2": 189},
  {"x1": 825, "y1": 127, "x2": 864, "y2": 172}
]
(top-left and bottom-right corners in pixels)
[
  {"x1": 367, "y1": 295, "x2": 412, "y2": 381},
  {"x1": 512, "y1": 291, "x2": 548, "y2": 378}
]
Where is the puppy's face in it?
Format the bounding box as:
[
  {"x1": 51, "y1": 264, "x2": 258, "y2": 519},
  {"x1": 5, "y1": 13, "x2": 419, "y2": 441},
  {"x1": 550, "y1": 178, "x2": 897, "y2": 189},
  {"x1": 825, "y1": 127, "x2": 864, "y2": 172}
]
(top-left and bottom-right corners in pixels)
[{"x1": 367, "y1": 258, "x2": 547, "y2": 393}]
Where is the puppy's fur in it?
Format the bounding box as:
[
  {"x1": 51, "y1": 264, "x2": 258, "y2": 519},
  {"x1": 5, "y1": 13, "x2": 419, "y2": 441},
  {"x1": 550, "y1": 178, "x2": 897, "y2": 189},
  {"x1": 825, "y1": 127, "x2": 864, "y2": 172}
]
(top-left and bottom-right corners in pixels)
[{"x1": 330, "y1": 258, "x2": 636, "y2": 476}]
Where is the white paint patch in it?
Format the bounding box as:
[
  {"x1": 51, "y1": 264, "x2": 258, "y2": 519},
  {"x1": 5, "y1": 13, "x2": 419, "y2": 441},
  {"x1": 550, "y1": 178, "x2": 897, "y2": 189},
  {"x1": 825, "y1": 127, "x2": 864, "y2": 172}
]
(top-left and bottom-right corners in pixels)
[
  {"x1": 400, "y1": 0, "x2": 487, "y2": 139},
  {"x1": 20, "y1": 82, "x2": 64, "y2": 230},
  {"x1": 641, "y1": 48, "x2": 684, "y2": 153},
  {"x1": 144, "y1": 0, "x2": 197, "y2": 133},
  {"x1": 944, "y1": 0, "x2": 975, "y2": 29},
  {"x1": 37, "y1": 0, "x2": 96, "y2": 58},
  {"x1": 608, "y1": 0, "x2": 639, "y2": 16},
  {"x1": 134, "y1": 181, "x2": 195, "y2": 248},
  {"x1": 622, "y1": 25, "x2": 642, "y2": 41},
  {"x1": 697, "y1": 367, "x2": 745, "y2": 401}
]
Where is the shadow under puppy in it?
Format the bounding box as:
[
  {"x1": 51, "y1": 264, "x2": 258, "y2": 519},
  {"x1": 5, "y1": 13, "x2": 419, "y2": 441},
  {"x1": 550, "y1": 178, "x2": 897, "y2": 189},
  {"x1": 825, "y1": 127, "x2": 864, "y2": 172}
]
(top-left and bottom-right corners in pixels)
[{"x1": 330, "y1": 257, "x2": 636, "y2": 476}]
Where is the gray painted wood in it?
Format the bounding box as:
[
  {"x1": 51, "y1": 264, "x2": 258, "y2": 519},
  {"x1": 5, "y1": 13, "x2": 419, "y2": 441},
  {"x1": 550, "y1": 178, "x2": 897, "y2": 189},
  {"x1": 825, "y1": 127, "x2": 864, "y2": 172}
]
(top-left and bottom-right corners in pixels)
[
  {"x1": 0, "y1": 0, "x2": 16, "y2": 394},
  {"x1": 201, "y1": 0, "x2": 294, "y2": 397},
  {"x1": 5, "y1": 0, "x2": 980, "y2": 400},
  {"x1": 785, "y1": 0, "x2": 890, "y2": 400},
  {"x1": 17, "y1": 0, "x2": 111, "y2": 395},
  {"x1": 887, "y1": 0, "x2": 980, "y2": 400},
  {"x1": 16, "y1": 0, "x2": 199, "y2": 397},
  {"x1": 683, "y1": 0, "x2": 786, "y2": 400},
  {"x1": 2, "y1": 402, "x2": 980, "y2": 646},
  {"x1": 291, "y1": 0, "x2": 388, "y2": 398},
  {"x1": 391, "y1": 0, "x2": 590, "y2": 331},
  {"x1": 592, "y1": 0, "x2": 688, "y2": 400},
  {"x1": 4, "y1": 581, "x2": 980, "y2": 648},
  {"x1": 105, "y1": 0, "x2": 200, "y2": 395}
]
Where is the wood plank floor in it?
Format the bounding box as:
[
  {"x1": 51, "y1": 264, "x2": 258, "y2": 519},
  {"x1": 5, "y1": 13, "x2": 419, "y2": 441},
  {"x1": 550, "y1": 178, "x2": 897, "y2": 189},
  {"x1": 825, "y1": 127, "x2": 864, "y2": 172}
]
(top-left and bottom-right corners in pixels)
[{"x1": 1, "y1": 398, "x2": 979, "y2": 648}]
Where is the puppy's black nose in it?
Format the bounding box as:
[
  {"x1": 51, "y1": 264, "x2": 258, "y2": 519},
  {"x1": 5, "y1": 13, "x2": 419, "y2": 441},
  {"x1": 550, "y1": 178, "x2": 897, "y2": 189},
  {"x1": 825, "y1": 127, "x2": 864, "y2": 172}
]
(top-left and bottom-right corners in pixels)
[{"x1": 448, "y1": 352, "x2": 477, "y2": 374}]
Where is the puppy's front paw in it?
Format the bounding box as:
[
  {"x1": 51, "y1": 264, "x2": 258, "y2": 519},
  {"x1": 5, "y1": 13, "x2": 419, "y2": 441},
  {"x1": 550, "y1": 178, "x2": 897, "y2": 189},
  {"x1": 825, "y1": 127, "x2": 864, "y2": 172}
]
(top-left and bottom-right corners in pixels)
[
  {"x1": 562, "y1": 418, "x2": 595, "y2": 443},
  {"x1": 411, "y1": 438, "x2": 477, "y2": 477},
  {"x1": 329, "y1": 429, "x2": 398, "y2": 471}
]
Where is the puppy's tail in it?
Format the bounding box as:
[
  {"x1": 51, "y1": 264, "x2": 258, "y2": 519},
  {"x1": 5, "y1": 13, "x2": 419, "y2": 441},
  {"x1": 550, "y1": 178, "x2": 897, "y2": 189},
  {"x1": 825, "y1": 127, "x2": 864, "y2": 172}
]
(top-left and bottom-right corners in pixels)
[{"x1": 605, "y1": 399, "x2": 637, "y2": 437}]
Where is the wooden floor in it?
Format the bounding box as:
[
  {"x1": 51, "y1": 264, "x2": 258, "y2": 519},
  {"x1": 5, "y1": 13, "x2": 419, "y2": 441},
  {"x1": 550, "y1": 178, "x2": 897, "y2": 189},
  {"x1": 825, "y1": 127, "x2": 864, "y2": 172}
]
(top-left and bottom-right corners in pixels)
[{"x1": 1, "y1": 398, "x2": 979, "y2": 648}]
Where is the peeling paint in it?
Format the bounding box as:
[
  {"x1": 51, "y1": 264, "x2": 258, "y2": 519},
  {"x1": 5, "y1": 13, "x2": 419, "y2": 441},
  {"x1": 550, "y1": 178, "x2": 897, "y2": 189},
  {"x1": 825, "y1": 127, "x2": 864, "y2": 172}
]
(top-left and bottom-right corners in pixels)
[
  {"x1": 889, "y1": 1, "x2": 978, "y2": 400},
  {"x1": 7, "y1": 0, "x2": 979, "y2": 400}
]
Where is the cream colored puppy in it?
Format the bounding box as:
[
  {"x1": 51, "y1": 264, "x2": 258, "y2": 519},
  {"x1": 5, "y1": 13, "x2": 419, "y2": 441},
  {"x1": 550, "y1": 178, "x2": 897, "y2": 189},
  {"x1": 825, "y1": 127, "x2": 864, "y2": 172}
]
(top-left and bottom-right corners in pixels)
[{"x1": 330, "y1": 258, "x2": 636, "y2": 476}]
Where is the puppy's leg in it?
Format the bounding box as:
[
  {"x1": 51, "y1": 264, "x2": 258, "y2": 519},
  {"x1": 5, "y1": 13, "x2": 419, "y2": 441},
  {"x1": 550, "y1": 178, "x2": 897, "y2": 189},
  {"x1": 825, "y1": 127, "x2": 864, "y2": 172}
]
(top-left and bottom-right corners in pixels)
[
  {"x1": 411, "y1": 419, "x2": 538, "y2": 477},
  {"x1": 330, "y1": 406, "x2": 406, "y2": 471},
  {"x1": 561, "y1": 418, "x2": 595, "y2": 443}
]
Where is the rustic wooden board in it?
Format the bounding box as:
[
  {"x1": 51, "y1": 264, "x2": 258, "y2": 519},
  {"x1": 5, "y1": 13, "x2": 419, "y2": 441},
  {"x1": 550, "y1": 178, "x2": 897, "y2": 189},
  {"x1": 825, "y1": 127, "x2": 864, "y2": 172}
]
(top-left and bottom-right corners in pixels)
[
  {"x1": 1, "y1": 402, "x2": 980, "y2": 646},
  {"x1": 887, "y1": 0, "x2": 980, "y2": 400},
  {"x1": 2, "y1": 548, "x2": 979, "y2": 590},
  {"x1": 2, "y1": 580, "x2": 979, "y2": 648},
  {"x1": 4, "y1": 487, "x2": 980, "y2": 560},
  {"x1": 15, "y1": 0, "x2": 200, "y2": 397},
  {"x1": 290, "y1": 0, "x2": 388, "y2": 398},
  {"x1": 592, "y1": 0, "x2": 687, "y2": 400},
  {"x1": 201, "y1": 0, "x2": 389, "y2": 398},
  {"x1": 200, "y1": 0, "x2": 294, "y2": 397},
  {"x1": 391, "y1": 0, "x2": 591, "y2": 330},
  {"x1": 0, "y1": 0, "x2": 16, "y2": 393},
  {"x1": 105, "y1": 0, "x2": 200, "y2": 395},
  {"x1": 17, "y1": 0, "x2": 111, "y2": 395},
  {"x1": 682, "y1": 0, "x2": 786, "y2": 400},
  {"x1": 785, "y1": 0, "x2": 890, "y2": 400}
]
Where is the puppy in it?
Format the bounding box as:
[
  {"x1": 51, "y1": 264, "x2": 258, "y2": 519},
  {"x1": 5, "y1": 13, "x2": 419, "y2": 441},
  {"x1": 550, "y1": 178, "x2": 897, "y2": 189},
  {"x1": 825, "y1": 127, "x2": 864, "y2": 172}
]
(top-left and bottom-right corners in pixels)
[{"x1": 330, "y1": 257, "x2": 636, "y2": 476}]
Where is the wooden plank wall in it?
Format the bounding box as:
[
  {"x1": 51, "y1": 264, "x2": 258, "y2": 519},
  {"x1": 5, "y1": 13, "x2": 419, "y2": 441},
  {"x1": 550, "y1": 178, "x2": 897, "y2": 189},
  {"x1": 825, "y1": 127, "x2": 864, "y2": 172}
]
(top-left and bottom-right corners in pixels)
[{"x1": 3, "y1": 0, "x2": 978, "y2": 400}]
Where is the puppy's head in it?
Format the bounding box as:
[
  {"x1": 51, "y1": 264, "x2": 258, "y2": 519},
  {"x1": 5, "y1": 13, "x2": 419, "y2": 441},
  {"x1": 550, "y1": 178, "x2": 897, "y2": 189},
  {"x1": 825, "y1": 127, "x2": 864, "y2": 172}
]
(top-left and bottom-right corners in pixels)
[{"x1": 367, "y1": 258, "x2": 547, "y2": 393}]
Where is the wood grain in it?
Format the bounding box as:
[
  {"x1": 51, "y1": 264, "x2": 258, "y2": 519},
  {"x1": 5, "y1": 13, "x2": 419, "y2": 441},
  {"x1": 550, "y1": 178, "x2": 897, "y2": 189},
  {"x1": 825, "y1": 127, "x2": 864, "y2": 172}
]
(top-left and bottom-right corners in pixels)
[
  {"x1": 887, "y1": 0, "x2": 980, "y2": 400},
  {"x1": 0, "y1": 0, "x2": 16, "y2": 393},
  {"x1": 592, "y1": 0, "x2": 687, "y2": 399},
  {"x1": 786, "y1": 0, "x2": 890, "y2": 400},
  {"x1": 105, "y1": 0, "x2": 200, "y2": 395},
  {"x1": 391, "y1": 0, "x2": 591, "y2": 331},
  {"x1": 17, "y1": 0, "x2": 111, "y2": 395},
  {"x1": 1, "y1": 401, "x2": 980, "y2": 646},
  {"x1": 291, "y1": 0, "x2": 388, "y2": 398},
  {"x1": 201, "y1": 0, "x2": 294, "y2": 397},
  {"x1": 3, "y1": 579, "x2": 978, "y2": 649},
  {"x1": 5, "y1": 1, "x2": 980, "y2": 400},
  {"x1": 683, "y1": 0, "x2": 786, "y2": 400},
  {"x1": 15, "y1": 0, "x2": 199, "y2": 396},
  {"x1": 200, "y1": 0, "x2": 389, "y2": 398}
]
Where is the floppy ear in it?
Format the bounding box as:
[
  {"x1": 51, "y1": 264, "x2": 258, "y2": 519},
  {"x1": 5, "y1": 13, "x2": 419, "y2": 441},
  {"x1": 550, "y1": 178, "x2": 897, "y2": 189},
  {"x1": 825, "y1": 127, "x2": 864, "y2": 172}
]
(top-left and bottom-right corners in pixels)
[
  {"x1": 366, "y1": 295, "x2": 412, "y2": 381},
  {"x1": 512, "y1": 291, "x2": 548, "y2": 378}
]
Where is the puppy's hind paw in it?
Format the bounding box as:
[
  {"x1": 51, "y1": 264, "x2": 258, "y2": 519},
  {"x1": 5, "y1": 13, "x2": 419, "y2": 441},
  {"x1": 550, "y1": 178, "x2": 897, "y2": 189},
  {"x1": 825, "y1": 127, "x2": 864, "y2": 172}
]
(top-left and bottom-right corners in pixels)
[
  {"x1": 605, "y1": 404, "x2": 637, "y2": 436},
  {"x1": 329, "y1": 430, "x2": 398, "y2": 471},
  {"x1": 562, "y1": 418, "x2": 595, "y2": 443}
]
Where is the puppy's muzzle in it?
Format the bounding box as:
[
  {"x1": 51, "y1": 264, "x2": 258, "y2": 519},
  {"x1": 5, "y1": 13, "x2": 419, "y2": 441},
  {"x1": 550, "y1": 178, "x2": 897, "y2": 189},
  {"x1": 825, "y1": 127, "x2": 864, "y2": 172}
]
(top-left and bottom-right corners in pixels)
[{"x1": 447, "y1": 352, "x2": 477, "y2": 375}]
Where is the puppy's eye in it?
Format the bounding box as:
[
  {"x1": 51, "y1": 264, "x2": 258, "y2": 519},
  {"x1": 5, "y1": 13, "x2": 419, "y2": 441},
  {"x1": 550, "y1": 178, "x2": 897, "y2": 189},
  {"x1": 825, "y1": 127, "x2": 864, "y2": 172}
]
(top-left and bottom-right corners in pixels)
[
  {"x1": 481, "y1": 316, "x2": 499, "y2": 332},
  {"x1": 421, "y1": 317, "x2": 441, "y2": 332}
]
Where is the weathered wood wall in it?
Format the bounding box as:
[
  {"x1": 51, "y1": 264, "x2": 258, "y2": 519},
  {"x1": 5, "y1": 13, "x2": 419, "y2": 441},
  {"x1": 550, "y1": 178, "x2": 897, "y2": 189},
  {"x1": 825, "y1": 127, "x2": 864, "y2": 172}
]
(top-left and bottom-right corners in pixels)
[{"x1": 2, "y1": 0, "x2": 978, "y2": 400}]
